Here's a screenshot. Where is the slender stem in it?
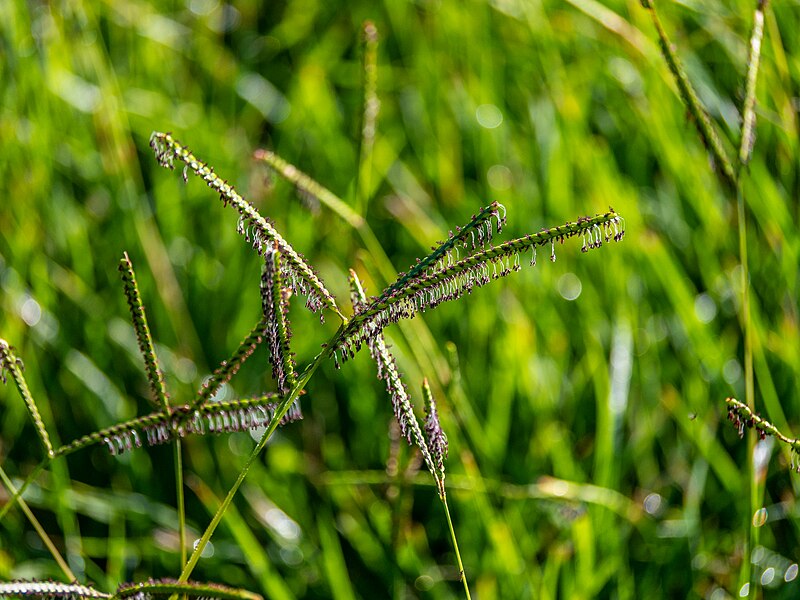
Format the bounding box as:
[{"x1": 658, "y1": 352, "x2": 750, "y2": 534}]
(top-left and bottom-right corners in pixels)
[
  {"x1": 174, "y1": 439, "x2": 187, "y2": 567},
  {"x1": 177, "y1": 332, "x2": 339, "y2": 582},
  {"x1": 737, "y1": 183, "x2": 759, "y2": 596},
  {"x1": 0, "y1": 458, "x2": 48, "y2": 522},
  {"x1": 441, "y1": 495, "x2": 471, "y2": 599},
  {"x1": 0, "y1": 463, "x2": 75, "y2": 582}
]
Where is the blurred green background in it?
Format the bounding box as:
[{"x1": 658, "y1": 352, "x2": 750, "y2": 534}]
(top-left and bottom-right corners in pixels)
[{"x1": 1, "y1": 0, "x2": 799, "y2": 597}]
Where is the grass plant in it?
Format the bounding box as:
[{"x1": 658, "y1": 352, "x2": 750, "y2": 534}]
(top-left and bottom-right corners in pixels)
[{"x1": 1, "y1": 0, "x2": 799, "y2": 598}]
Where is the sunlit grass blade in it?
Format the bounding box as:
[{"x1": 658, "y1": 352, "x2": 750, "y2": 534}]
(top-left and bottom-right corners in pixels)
[
  {"x1": 334, "y1": 210, "x2": 624, "y2": 365},
  {"x1": 150, "y1": 132, "x2": 343, "y2": 320},
  {"x1": 0, "y1": 339, "x2": 54, "y2": 458},
  {"x1": 261, "y1": 245, "x2": 296, "y2": 394},
  {"x1": 119, "y1": 253, "x2": 170, "y2": 412},
  {"x1": 640, "y1": 0, "x2": 737, "y2": 188},
  {"x1": 739, "y1": 0, "x2": 769, "y2": 167}
]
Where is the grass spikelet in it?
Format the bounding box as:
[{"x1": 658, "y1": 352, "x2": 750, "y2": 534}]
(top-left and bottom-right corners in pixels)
[
  {"x1": 739, "y1": 0, "x2": 768, "y2": 167},
  {"x1": 422, "y1": 377, "x2": 447, "y2": 497},
  {"x1": 53, "y1": 393, "x2": 302, "y2": 458},
  {"x1": 194, "y1": 319, "x2": 266, "y2": 409},
  {"x1": 334, "y1": 209, "x2": 624, "y2": 365},
  {"x1": 119, "y1": 253, "x2": 169, "y2": 412},
  {"x1": 150, "y1": 132, "x2": 343, "y2": 320},
  {"x1": 261, "y1": 244, "x2": 296, "y2": 394},
  {"x1": 0, "y1": 339, "x2": 54, "y2": 458},
  {"x1": 0, "y1": 581, "x2": 110, "y2": 600},
  {"x1": 640, "y1": 0, "x2": 737, "y2": 188},
  {"x1": 115, "y1": 579, "x2": 262, "y2": 600}
]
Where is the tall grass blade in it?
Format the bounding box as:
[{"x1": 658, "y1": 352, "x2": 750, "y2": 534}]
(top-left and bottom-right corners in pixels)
[{"x1": 0, "y1": 465, "x2": 76, "y2": 582}]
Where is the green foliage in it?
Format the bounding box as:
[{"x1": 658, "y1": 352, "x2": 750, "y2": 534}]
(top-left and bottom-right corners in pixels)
[{"x1": 1, "y1": 0, "x2": 799, "y2": 598}]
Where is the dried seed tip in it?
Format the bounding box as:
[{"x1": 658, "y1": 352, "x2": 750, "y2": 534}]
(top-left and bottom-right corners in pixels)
[{"x1": 0, "y1": 581, "x2": 112, "y2": 599}]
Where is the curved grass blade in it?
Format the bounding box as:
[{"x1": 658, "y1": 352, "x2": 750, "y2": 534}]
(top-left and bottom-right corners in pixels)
[
  {"x1": 261, "y1": 245, "x2": 296, "y2": 394},
  {"x1": 0, "y1": 581, "x2": 110, "y2": 600},
  {"x1": 116, "y1": 579, "x2": 262, "y2": 600},
  {"x1": 640, "y1": 0, "x2": 737, "y2": 188},
  {"x1": 53, "y1": 393, "x2": 302, "y2": 458},
  {"x1": 0, "y1": 339, "x2": 54, "y2": 458},
  {"x1": 119, "y1": 253, "x2": 169, "y2": 412},
  {"x1": 333, "y1": 210, "x2": 624, "y2": 365}
]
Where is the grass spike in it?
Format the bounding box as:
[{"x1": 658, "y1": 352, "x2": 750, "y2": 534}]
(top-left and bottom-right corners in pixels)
[
  {"x1": 119, "y1": 253, "x2": 170, "y2": 412},
  {"x1": 194, "y1": 318, "x2": 267, "y2": 410},
  {"x1": 640, "y1": 0, "x2": 737, "y2": 188},
  {"x1": 422, "y1": 377, "x2": 448, "y2": 498},
  {"x1": 334, "y1": 210, "x2": 623, "y2": 365},
  {"x1": 0, "y1": 339, "x2": 54, "y2": 458},
  {"x1": 726, "y1": 397, "x2": 800, "y2": 453},
  {"x1": 0, "y1": 582, "x2": 110, "y2": 600},
  {"x1": 373, "y1": 201, "x2": 507, "y2": 307},
  {"x1": 739, "y1": 0, "x2": 768, "y2": 167},
  {"x1": 116, "y1": 579, "x2": 262, "y2": 600},
  {"x1": 261, "y1": 243, "x2": 297, "y2": 394},
  {"x1": 150, "y1": 132, "x2": 343, "y2": 321},
  {"x1": 252, "y1": 149, "x2": 364, "y2": 229},
  {"x1": 52, "y1": 393, "x2": 301, "y2": 458}
]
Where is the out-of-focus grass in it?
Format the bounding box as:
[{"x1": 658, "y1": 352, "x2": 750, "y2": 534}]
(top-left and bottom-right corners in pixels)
[{"x1": 1, "y1": 0, "x2": 799, "y2": 597}]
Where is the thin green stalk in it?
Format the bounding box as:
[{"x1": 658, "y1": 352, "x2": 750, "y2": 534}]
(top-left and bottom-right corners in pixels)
[
  {"x1": 441, "y1": 495, "x2": 471, "y2": 599},
  {"x1": 0, "y1": 463, "x2": 75, "y2": 582},
  {"x1": 0, "y1": 458, "x2": 48, "y2": 522},
  {"x1": 174, "y1": 439, "x2": 187, "y2": 567},
  {"x1": 177, "y1": 331, "x2": 339, "y2": 582},
  {"x1": 738, "y1": 182, "x2": 759, "y2": 597}
]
